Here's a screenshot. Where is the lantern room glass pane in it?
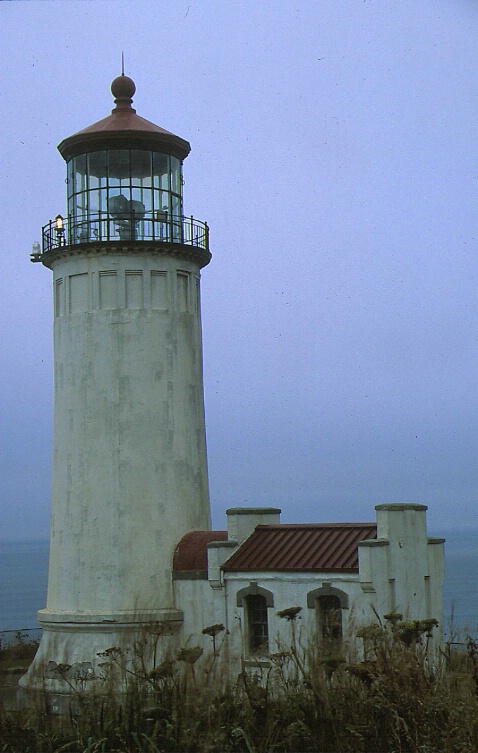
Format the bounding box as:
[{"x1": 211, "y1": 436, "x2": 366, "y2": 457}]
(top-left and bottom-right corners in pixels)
[
  {"x1": 88, "y1": 190, "x2": 101, "y2": 213},
  {"x1": 88, "y1": 151, "x2": 107, "y2": 187},
  {"x1": 155, "y1": 190, "x2": 168, "y2": 216},
  {"x1": 154, "y1": 153, "x2": 170, "y2": 191},
  {"x1": 67, "y1": 160, "x2": 74, "y2": 193},
  {"x1": 108, "y1": 150, "x2": 130, "y2": 181},
  {"x1": 108, "y1": 188, "x2": 131, "y2": 214},
  {"x1": 171, "y1": 194, "x2": 180, "y2": 218},
  {"x1": 132, "y1": 187, "x2": 151, "y2": 214},
  {"x1": 171, "y1": 157, "x2": 181, "y2": 194},
  {"x1": 131, "y1": 151, "x2": 152, "y2": 184},
  {"x1": 74, "y1": 155, "x2": 87, "y2": 193}
]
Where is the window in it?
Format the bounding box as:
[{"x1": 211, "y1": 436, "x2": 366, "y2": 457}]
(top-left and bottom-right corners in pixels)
[
  {"x1": 246, "y1": 594, "x2": 269, "y2": 653},
  {"x1": 317, "y1": 595, "x2": 343, "y2": 647},
  {"x1": 307, "y1": 584, "x2": 348, "y2": 653},
  {"x1": 67, "y1": 149, "x2": 184, "y2": 243},
  {"x1": 236, "y1": 584, "x2": 274, "y2": 656}
]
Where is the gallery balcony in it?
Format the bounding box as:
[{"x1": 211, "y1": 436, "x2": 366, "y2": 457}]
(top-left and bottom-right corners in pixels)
[{"x1": 38, "y1": 212, "x2": 210, "y2": 258}]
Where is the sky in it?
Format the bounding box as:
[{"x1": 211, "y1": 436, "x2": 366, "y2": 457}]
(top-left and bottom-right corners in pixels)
[{"x1": 1, "y1": 0, "x2": 477, "y2": 541}]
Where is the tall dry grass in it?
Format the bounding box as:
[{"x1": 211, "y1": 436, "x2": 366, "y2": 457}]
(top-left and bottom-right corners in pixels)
[{"x1": 1, "y1": 614, "x2": 478, "y2": 752}]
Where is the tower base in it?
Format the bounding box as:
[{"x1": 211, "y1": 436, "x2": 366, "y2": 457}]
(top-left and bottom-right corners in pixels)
[{"x1": 19, "y1": 609, "x2": 183, "y2": 711}]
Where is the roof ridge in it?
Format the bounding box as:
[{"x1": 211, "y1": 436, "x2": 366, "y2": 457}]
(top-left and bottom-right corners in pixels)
[{"x1": 255, "y1": 522, "x2": 376, "y2": 529}]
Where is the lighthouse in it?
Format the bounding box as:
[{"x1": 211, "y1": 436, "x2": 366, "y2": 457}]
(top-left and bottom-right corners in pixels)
[{"x1": 21, "y1": 75, "x2": 212, "y2": 694}]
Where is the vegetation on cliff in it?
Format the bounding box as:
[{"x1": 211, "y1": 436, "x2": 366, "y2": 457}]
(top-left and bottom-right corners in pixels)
[{"x1": 1, "y1": 615, "x2": 478, "y2": 752}]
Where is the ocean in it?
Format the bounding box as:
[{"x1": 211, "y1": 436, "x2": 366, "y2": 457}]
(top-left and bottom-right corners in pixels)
[
  {"x1": 0, "y1": 540, "x2": 49, "y2": 642},
  {"x1": 1, "y1": 531, "x2": 477, "y2": 642}
]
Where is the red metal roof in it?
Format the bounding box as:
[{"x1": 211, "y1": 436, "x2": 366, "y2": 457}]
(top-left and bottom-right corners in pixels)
[
  {"x1": 58, "y1": 76, "x2": 190, "y2": 161},
  {"x1": 173, "y1": 530, "x2": 228, "y2": 573},
  {"x1": 222, "y1": 524, "x2": 377, "y2": 573}
]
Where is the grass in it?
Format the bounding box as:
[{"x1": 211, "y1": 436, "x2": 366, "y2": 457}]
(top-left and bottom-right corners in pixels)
[
  {"x1": 2, "y1": 617, "x2": 478, "y2": 752},
  {"x1": 0, "y1": 631, "x2": 39, "y2": 674}
]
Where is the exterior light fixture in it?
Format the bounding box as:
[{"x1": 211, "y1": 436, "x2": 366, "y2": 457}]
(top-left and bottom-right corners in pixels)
[{"x1": 55, "y1": 214, "x2": 65, "y2": 246}]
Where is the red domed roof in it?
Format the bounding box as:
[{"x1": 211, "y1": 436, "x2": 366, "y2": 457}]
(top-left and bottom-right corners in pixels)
[
  {"x1": 58, "y1": 75, "x2": 191, "y2": 161},
  {"x1": 173, "y1": 530, "x2": 228, "y2": 575}
]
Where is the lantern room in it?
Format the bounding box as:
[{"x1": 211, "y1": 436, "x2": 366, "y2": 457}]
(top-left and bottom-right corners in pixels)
[
  {"x1": 37, "y1": 75, "x2": 209, "y2": 260},
  {"x1": 66, "y1": 148, "x2": 184, "y2": 241}
]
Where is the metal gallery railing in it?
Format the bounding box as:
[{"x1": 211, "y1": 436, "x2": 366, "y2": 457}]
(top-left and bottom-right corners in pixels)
[{"x1": 42, "y1": 212, "x2": 209, "y2": 254}]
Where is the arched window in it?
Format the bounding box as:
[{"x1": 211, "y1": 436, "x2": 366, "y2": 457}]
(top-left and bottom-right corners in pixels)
[
  {"x1": 307, "y1": 584, "x2": 348, "y2": 652},
  {"x1": 236, "y1": 583, "x2": 274, "y2": 656}
]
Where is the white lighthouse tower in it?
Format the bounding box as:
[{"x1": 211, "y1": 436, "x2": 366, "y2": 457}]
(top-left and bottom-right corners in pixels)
[{"x1": 21, "y1": 75, "x2": 211, "y2": 694}]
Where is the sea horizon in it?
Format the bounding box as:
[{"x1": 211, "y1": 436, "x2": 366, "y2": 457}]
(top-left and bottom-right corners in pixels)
[
  {"x1": 0, "y1": 526, "x2": 474, "y2": 544},
  {"x1": 1, "y1": 530, "x2": 478, "y2": 640}
]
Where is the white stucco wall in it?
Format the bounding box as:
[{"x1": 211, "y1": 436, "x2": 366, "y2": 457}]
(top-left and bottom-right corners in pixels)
[
  {"x1": 223, "y1": 572, "x2": 365, "y2": 661},
  {"x1": 46, "y1": 250, "x2": 210, "y2": 616},
  {"x1": 359, "y1": 505, "x2": 445, "y2": 642},
  {"x1": 173, "y1": 504, "x2": 445, "y2": 676},
  {"x1": 174, "y1": 569, "x2": 372, "y2": 675},
  {"x1": 22, "y1": 247, "x2": 211, "y2": 694}
]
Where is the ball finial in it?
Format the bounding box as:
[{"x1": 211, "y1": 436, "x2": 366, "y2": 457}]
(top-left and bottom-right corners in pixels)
[{"x1": 111, "y1": 75, "x2": 136, "y2": 101}]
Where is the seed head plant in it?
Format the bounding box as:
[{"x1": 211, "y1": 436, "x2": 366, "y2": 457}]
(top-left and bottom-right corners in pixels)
[{"x1": 2, "y1": 612, "x2": 478, "y2": 751}]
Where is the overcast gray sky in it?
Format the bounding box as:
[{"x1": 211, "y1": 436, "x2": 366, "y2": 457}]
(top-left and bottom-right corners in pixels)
[{"x1": 1, "y1": 0, "x2": 477, "y2": 541}]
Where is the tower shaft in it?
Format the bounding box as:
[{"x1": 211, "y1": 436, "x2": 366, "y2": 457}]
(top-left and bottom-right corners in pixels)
[{"x1": 47, "y1": 250, "x2": 210, "y2": 617}]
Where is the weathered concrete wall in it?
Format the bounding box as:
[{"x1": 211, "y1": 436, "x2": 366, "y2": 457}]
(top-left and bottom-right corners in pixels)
[
  {"x1": 47, "y1": 250, "x2": 210, "y2": 615},
  {"x1": 358, "y1": 504, "x2": 445, "y2": 638},
  {"x1": 21, "y1": 248, "x2": 211, "y2": 694},
  {"x1": 174, "y1": 568, "x2": 370, "y2": 675},
  {"x1": 173, "y1": 503, "x2": 445, "y2": 676},
  {"x1": 226, "y1": 508, "x2": 281, "y2": 544},
  {"x1": 222, "y1": 572, "x2": 365, "y2": 662}
]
